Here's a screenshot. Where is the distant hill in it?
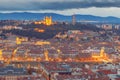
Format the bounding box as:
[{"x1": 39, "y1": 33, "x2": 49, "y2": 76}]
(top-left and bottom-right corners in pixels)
[{"x1": 0, "y1": 12, "x2": 120, "y2": 23}]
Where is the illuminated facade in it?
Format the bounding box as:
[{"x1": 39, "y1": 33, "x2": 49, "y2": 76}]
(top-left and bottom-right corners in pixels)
[
  {"x1": 16, "y1": 37, "x2": 28, "y2": 45},
  {"x1": 0, "y1": 49, "x2": 2, "y2": 59},
  {"x1": 44, "y1": 16, "x2": 52, "y2": 26},
  {"x1": 6, "y1": 47, "x2": 19, "y2": 65},
  {"x1": 35, "y1": 41, "x2": 50, "y2": 45},
  {"x1": 92, "y1": 47, "x2": 105, "y2": 58},
  {"x1": 44, "y1": 49, "x2": 49, "y2": 61},
  {"x1": 34, "y1": 28, "x2": 45, "y2": 33},
  {"x1": 92, "y1": 47, "x2": 112, "y2": 62},
  {"x1": 35, "y1": 16, "x2": 53, "y2": 26}
]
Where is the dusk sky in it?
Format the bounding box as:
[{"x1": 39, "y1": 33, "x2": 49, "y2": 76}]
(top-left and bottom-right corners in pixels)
[{"x1": 0, "y1": 0, "x2": 120, "y2": 17}]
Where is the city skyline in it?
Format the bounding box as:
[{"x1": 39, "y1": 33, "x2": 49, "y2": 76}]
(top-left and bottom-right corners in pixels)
[
  {"x1": 0, "y1": 0, "x2": 120, "y2": 17},
  {"x1": 0, "y1": 1, "x2": 120, "y2": 80}
]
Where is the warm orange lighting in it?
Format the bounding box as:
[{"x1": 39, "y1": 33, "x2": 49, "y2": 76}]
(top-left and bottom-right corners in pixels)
[
  {"x1": 34, "y1": 16, "x2": 53, "y2": 26},
  {"x1": 92, "y1": 47, "x2": 112, "y2": 63},
  {"x1": 6, "y1": 47, "x2": 19, "y2": 65},
  {"x1": 16, "y1": 37, "x2": 21, "y2": 45},
  {"x1": 16, "y1": 37, "x2": 28, "y2": 45},
  {"x1": 34, "y1": 28, "x2": 45, "y2": 33},
  {"x1": 0, "y1": 49, "x2": 3, "y2": 59},
  {"x1": 35, "y1": 41, "x2": 50, "y2": 45},
  {"x1": 44, "y1": 16, "x2": 52, "y2": 26},
  {"x1": 44, "y1": 49, "x2": 49, "y2": 61}
]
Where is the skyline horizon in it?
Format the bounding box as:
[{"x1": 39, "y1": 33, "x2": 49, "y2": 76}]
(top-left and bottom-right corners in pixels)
[{"x1": 0, "y1": 10, "x2": 120, "y2": 18}]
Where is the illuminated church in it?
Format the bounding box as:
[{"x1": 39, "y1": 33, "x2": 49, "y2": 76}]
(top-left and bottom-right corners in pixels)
[{"x1": 35, "y1": 16, "x2": 53, "y2": 26}]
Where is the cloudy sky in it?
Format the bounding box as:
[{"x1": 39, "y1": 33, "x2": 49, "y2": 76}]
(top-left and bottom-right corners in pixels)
[{"x1": 0, "y1": 0, "x2": 120, "y2": 17}]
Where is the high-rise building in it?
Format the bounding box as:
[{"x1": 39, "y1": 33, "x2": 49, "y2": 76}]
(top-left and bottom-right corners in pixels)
[{"x1": 72, "y1": 14, "x2": 76, "y2": 25}]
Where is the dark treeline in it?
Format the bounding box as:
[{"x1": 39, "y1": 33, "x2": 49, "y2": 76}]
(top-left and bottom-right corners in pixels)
[{"x1": 3, "y1": 23, "x2": 103, "y2": 39}]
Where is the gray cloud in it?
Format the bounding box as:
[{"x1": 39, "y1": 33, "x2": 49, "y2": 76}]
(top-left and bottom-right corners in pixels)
[{"x1": 0, "y1": 0, "x2": 120, "y2": 11}]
